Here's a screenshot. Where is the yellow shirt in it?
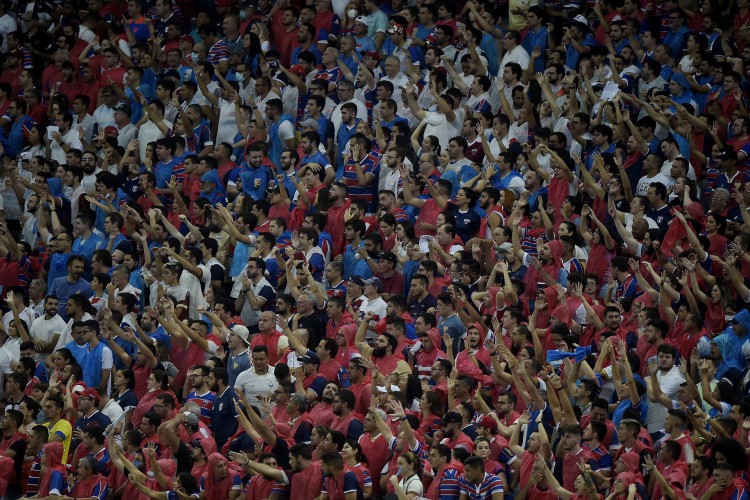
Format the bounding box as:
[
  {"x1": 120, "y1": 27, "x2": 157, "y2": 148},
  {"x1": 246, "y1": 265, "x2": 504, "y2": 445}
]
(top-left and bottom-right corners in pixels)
[{"x1": 45, "y1": 418, "x2": 73, "y2": 463}]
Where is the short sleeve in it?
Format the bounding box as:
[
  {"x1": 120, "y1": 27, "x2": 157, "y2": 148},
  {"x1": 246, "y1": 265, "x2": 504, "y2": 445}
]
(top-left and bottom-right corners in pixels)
[
  {"x1": 342, "y1": 472, "x2": 359, "y2": 493},
  {"x1": 278, "y1": 121, "x2": 295, "y2": 142}
]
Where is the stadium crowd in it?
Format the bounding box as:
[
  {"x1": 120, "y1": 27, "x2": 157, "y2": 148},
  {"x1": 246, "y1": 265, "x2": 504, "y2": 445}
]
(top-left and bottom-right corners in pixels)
[{"x1": 0, "y1": 0, "x2": 750, "y2": 499}]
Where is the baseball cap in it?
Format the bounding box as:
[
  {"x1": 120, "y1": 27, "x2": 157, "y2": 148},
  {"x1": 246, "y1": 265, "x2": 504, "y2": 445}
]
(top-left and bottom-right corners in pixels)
[
  {"x1": 299, "y1": 118, "x2": 318, "y2": 129},
  {"x1": 387, "y1": 24, "x2": 404, "y2": 35},
  {"x1": 230, "y1": 324, "x2": 250, "y2": 344},
  {"x1": 299, "y1": 352, "x2": 321, "y2": 366},
  {"x1": 478, "y1": 415, "x2": 498, "y2": 432},
  {"x1": 289, "y1": 64, "x2": 307, "y2": 77},
  {"x1": 361, "y1": 51, "x2": 381, "y2": 62},
  {"x1": 442, "y1": 411, "x2": 463, "y2": 424},
  {"x1": 183, "y1": 411, "x2": 200, "y2": 426},
  {"x1": 349, "y1": 275, "x2": 365, "y2": 287},
  {"x1": 363, "y1": 277, "x2": 383, "y2": 292},
  {"x1": 80, "y1": 388, "x2": 100, "y2": 404},
  {"x1": 103, "y1": 126, "x2": 119, "y2": 136},
  {"x1": 180, "y1": 34, "x2": 194, "y2": 45},
  {"x1": 115, "y1": 103, "x2": 133, "y2": 117},
  {"x1": 355, "y1": 15, "x2": 369, "y2": 26},
  {"x1": 572, "y1": 14, "x2": 588, "y2": 26},
  {"x1": 497, "y1": 242, "x2": 513, "y2": 253},
  {"x1": 716, "y1": 149, "x2": 738, "y2": 161},
  {"x1": 379, "y1": 251, "x2": 397, "y2": 264}
]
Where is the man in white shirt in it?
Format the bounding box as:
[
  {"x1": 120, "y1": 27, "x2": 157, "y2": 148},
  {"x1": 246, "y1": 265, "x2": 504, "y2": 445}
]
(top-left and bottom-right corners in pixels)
[
  {"x1": 381, "y1": 56, "x2": 409, "y2": 102},
  {"x1": 92, "y1": 88, "x2": 119, "y2": 129},
  {"x1": 29, "y1": 295, "x2": 67, "y2": 354},
  {"x1": 330, "y1": 80, "x2": 368, "y2": 136},
  {"x1": 0, "y1": 2, "x2": 17, "y2": 53},
  {"x1": 113, "y1": 104, "x2": 137, "y2": 150},
  {"x1": 137, "y1": 100, "x2": 172, "y2": 161},
  {"x1": 498, "y1": 30, "x2": 530, "y2": 76},
  {"x1": 48, "y1": 111, "x2": 83, "y2": 165},
  {"x1": 234, "y1": 342, "x2": 278, "y2": 416}
]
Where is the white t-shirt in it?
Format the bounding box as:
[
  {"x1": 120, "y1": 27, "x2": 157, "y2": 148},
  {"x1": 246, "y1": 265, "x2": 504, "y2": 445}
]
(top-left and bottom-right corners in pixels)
[
  {"x1": 216, "y1": 98, "x2": 239, "y2": 146},
  {"x1": 635, "y1": 173, "x2": 673, "y2": 196},
  {"x1": 381, "y1": 72, "x2": 409, "y2": 102},
  {"x1": 2, "y1": 307, "x2": 39, "y2": 335},
  {"x1": 498, "y1": 45, "x2": 531, "y2": 75},
  {"x1": 422, "y1": 111, "x2": 457, "y2": 151},
  {"x1": 234, "y1": 368, "x2": 278, "y2": 417},
  {"x1": 29, "y1": 314, "x2": 67, "y2": 345},
  {"x1": 50, "y1": 129, "x2": 83, "y2": 164},
  {"x1": 138, "y1": 119, "x2": 173, "y2": 161}
]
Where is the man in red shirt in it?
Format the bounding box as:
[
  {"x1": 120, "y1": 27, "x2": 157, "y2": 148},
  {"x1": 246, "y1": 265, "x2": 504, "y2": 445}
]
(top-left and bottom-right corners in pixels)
[
  {"x1": 100, "y1": 47, "x2": 127, "y2": 88},
  {"x1": 250, "y1": 311, "x2": 284, "y2": 365},
  {"x1": 315, "y1": 337, "x2": 342, "y2": 382},
  {"x1": 326, "y1": 182, "x2": 352, "y2": 257},
  {"x1": 559, "y1": 425, "x2": 596, "y2": 491},
  {"x1": 358, "y1": 409, "x2": 389, "y2": 497},
  {"x1": 439, "y1": 411, "x2": 474, "y2": 453},
  {"x1": 374, "y1": 251, "x2": 404, "y2": 299},
  {"x1": 271, "y1": 6, "x2": 300, "y2": 66}
]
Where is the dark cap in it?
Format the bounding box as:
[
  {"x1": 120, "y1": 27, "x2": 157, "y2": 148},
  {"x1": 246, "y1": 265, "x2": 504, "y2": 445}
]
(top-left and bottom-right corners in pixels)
[
  {"x1": 299, "y1": 352, "x2": 321, "y2": 366},
  {"x1": 716, "y1": 149, "x2": 738, "y2": 161},
  {"x1": 379, "y1": 251, "x2": 397, "y2": 264},
  {"x1": 363, "y1": 277, "x2": 383, "y2": 292},
  {"x1": 442, "y1": 411, "x2": 463, "y2": 424},
  {"x1": 349, "y1": 275, "x2": 365, "y2": 287},
  {"x1": 115, "y1": 103, "x2": 133, "y2": 117}
]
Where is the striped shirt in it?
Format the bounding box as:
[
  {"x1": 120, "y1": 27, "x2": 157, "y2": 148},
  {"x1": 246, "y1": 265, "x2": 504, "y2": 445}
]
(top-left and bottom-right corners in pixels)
[
  {"x1": 342, "y1": 154, "x2": 380, "y2": 209},
  {"x1": 316, "y1": 68, "x2": 344, "y2": 86},
  {"x1": 438, "y1": 467, "x2": 461, "y2": 500},
  {"x1": 457, "y1": 472, "x2": 504, "y2": 500},
  {"x1": 207, "y1": 39, "x2": 230, "y2": 65},
  {"x1": 193, "y1": 119, "x2": 213, "y2": 154},
  {"x1": 92, "y1": 447, "x2": 112, "y2": 477},
  {"x1": 26, "y1": 451, "x2": 42, "y2": 496},
  {"x1": 185, "y1": 390, "x2": 216, "y2": 426}
]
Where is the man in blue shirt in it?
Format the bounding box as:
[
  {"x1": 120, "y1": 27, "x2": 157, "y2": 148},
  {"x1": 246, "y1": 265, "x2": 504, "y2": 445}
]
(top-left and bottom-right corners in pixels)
[
  {"x1": 72, "y1": 210, "x2": 105, "y2": 277},
  {"x1": 299, "y1": 129, "x2": 334, "y2": 184},
  {"x1": 73, "y1": 388, "x2": 112, "y2": 436},
  {"x1": 239, "y1": 143, "x2": 271, "y2": 200},
  {"x1": 152, "y1": 137, "x2": 183, "y2": 194},
  {"x1": 209, "y1": 367, "x2": 237, "y2": 450},
  {"x1": 521, "y1": 6, "x2": 548, "y2": 73},
  {"x1": 565, "y1": 15, "x2": 596, "y2": 72},
  {"x1": 49, "y1": 255, "x2": 93, "y2": 319},
  {"x1": 662, "y1": 9, "x2": 690, "y2": 61},
  {"x1": 436, "y1": 292, "x2": 467, "y2": 355},
  {"x1": 0, "y1": 98, "x2": 34, "y2": 157}
]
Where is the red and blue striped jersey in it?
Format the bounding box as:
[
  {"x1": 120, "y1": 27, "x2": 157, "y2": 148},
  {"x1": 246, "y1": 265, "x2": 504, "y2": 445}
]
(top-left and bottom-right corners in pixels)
[
  {"x1": 92, "y1": 447, "x2": 112, "y2": 477},
  {"x1": 26, "y1": 451, "x2": 42, "y2": 496},
  {"x1": 457, "y1": 472, "x2": 504, "y2": 500},
  {"x1": 439, "y1": 467, "x2": 461, "y2": 500},
  {"x1": 186, "y1": 390, "x2": 216, "y2": 426},
  {"x1": 342, "y1": 155, "x2": 380, "y2": 209},
  {"x1": 207, "y1": 39, "x2": 230, "y2": 65}
]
